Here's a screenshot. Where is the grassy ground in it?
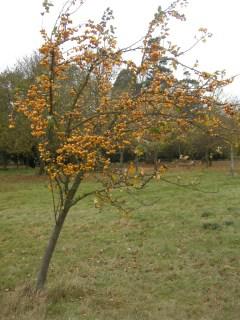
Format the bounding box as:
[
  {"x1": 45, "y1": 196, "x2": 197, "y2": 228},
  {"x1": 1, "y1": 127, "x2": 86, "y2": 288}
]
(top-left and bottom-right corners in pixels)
[{"x1": 1, "y1": 165, "x2": 240, "y2": 319}]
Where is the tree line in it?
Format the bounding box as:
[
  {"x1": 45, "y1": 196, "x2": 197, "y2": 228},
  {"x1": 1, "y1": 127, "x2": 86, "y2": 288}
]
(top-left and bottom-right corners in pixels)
[{"x1": 0, "y1": 54, "x2": 238, "y2": 170}]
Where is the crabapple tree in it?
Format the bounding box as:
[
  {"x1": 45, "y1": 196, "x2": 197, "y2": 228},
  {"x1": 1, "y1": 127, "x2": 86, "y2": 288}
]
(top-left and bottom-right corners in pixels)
[{"x1": 14, "y1": 0, "x2": 231, "y2": 289}]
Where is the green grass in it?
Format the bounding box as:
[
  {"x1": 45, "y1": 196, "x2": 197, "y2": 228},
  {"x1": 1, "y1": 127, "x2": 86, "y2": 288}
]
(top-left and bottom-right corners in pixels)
[{"x1": 1, "y1": 167, "x2": 240, "y2": 319}]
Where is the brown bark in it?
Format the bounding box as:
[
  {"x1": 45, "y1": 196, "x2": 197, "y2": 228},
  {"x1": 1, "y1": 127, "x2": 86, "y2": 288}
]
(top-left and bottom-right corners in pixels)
[
  {"x1": 230, "y1": 144, "x2": 235, "y2": 177},
  {"x1": 120, "y1": 150, "x2": 124, "y2": 167},
  {"x1": 36, "y1": 173, "x2": 82, "y2": 290},
  {"x1": 153, "y1": 150, "x2": 158, "y2": 171},
  {"x1": 134, "y1": 154, "x2": 139, "y2": 173},
  {"x1": 37, "y1": 160, "x2": 45, "y2": 175},
  {"x1": 36, "y1": 209, "x2": 67, "y2": 290}
]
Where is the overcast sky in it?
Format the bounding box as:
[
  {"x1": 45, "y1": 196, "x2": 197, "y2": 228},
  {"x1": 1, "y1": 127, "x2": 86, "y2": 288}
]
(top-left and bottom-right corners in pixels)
[{"x1": 1, "y1": 0, "x2": 240, "y2": 98}]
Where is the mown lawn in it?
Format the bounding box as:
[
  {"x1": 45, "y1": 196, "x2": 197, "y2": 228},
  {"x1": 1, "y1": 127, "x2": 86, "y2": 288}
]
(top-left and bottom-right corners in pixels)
[{"x1": 1, "y1": 166, "x2": 240, "y2": 319}]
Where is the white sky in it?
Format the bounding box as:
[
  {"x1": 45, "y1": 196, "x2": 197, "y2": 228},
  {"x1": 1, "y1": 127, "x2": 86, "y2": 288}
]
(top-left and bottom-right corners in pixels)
[{"x1": 1, "y1": 0, "x2": 240, "y2": 98}]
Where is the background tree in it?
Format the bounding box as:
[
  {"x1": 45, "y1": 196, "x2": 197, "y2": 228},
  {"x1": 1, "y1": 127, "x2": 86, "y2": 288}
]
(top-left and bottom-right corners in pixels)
[
  {"x1": 111, "y1": 68, "x2": 138, "y2": 165},
  {"x1": 0, "y1": 66, "x2": 36, "y2": 168},
  {"x1": 212, "y1": 102, "x2": 240, "y2": 175}
]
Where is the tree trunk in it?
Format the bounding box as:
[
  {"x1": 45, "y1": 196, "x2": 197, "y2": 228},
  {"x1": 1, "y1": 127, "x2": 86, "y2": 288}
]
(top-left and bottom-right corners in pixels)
[
  {"x1": 2, "y1": 152, "x2": 8, "y2": 170},
  {"x1": 119, "y1": 149, "x2": 124, "y2": 172},
  {"x1": 178, "y1": 143, "x2": 181, "y2": 158},
  {"x1": 36, "y1": 172, "x2": 82, "y2": 290},
  {"x1": 37, "y1": 160, "x2": 45, "y2": 175},
  {"x1": 230, "y1": 144, "x2": 235, "y2": 177},
  {"x1": 134, "y1": 154, "x2": 139, "y2": 173},
  {"x1": 153, "y1": 150, "x2": 158, "y2": 171},
  {"x1": 36, "y1": 209, "x2": 68, "y2": 290},
  {"x1": 24, "y1": 156, "x2": 30, "y2": 168},
  {"x1": 205, "y1": 150, "x2": 210, "y2": 168},
  {"x1": 16, "y1": 155, "x2": 19, "y2": 169}
]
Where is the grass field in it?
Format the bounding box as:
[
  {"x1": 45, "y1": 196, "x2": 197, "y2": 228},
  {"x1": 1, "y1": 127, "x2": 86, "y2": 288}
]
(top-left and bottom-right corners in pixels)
[{"x1": 1, "y1": 165, "x2": 240, "y2": 319}]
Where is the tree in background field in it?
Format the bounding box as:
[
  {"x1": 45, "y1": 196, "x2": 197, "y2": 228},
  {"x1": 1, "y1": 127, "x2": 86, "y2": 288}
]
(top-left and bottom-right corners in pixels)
[
  {"x1": 14, "y1": 0, "x2": 232, "y2": 289},
  {"x1": 0, "y1": 67, "x2": 36, "y2": 168},
  {"x1": 212, "y1": 102, "x2": 240, "y2": 175}
]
